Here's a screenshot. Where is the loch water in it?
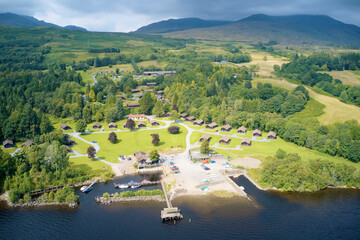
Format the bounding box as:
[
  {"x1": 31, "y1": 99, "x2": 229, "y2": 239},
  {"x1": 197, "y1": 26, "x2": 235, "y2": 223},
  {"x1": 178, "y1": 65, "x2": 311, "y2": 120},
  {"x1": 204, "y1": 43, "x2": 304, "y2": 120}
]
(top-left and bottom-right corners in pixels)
[{"x1": 0, "y1": 175, "x2": 359, "y2": 240}]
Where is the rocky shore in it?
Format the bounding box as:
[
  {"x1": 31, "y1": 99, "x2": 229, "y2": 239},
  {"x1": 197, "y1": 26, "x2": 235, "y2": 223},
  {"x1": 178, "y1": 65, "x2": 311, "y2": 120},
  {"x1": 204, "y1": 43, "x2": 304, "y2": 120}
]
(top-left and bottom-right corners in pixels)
[
  {"x1": 9, "y1": 201, "x2": 78, "y2": 208},
  {"x1": 95, "y1": 195, "x2": 165, "y2": 205}
]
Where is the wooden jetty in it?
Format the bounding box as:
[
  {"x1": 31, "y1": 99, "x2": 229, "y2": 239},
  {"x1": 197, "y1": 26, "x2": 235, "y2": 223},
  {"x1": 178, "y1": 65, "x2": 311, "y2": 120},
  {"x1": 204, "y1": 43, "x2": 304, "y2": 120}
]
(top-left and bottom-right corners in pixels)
[
  {"x1": 29, "y1": 184, "x2": 74, "y2": 196},
  {"x1": 160, "y1": 181, "x2": 183, "y2": 222},
  {"x1": 114, "y1": 180, "x2": 161, "y2": 188}
]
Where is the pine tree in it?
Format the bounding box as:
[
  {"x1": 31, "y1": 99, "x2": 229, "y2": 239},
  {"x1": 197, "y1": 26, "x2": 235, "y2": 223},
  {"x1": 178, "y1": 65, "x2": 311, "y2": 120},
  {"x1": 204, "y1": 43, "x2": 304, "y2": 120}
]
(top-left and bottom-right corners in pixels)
[
  {"x1": 200, "y1": 139, "x2": 210, "y2": 154},
  {"x1": 152, "y1": 100, "x2": 164, "y2": 117},
  {"x1": 116, "y1": 100, "x2": 125, "y2": 119},
  {"x1": 89, "y1": 90, "x2": 96, "y2": 102},
  {"x1": 139, "y1": 92, "x2": 154, "y2": 114}
]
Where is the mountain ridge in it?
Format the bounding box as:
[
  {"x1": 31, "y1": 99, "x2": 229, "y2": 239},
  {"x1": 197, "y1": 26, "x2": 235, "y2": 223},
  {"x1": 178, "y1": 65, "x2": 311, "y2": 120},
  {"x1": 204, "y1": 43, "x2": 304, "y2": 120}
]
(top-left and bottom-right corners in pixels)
[
  {"x1": 0, "y1": 12, "x2": 87, "y2": 31},
  {"x1": 139, "y1": 14, "x2": 360, "y2": 47},
  {"x1": 135, "y1": 17, "x2": 232, "y2": 34}
]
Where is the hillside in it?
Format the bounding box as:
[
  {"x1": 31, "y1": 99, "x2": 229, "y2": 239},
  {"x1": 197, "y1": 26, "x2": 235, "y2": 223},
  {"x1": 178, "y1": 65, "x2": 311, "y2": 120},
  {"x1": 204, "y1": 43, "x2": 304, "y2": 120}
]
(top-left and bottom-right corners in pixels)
[
  {"x1": 164, "y1": 14, "x2": 360, "y2": 47},
  {"x1": 0, "y1": 12, "x2": 87, "y2": 31},
  {"x1": 135, "y1": 17, "x2": 232, "y2": 34}
]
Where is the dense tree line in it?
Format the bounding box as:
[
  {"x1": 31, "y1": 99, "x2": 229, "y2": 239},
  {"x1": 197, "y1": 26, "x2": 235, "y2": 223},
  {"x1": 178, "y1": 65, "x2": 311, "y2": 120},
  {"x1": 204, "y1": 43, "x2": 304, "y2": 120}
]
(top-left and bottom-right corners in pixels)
[
  {"x1": 0, "y1": 39, "x2": 50, "y2": 71},
  {"x1": 88, "y1": 48, "x2": 120, "y2": 53},
  {"x1": 259, "y1": 149, "x2": 360, "y2": 191},
  {"x1": 275, "y1": 53, "x2": 360, "y2": 106}
]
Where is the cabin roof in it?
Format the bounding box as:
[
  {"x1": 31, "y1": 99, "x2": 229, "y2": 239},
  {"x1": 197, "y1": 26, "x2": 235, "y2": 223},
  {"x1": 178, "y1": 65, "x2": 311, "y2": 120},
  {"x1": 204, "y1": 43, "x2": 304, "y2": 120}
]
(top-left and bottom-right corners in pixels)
[{"x1": 219, "y1": 136, "x2": 231, "y2": 142}]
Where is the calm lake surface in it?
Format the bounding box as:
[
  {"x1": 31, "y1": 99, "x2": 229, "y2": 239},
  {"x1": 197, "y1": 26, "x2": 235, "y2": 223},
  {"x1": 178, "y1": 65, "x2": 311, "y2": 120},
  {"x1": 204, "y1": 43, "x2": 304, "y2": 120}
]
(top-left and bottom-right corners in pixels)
[{"x1": 0, "y1": 175, "x2": 359, "y2": 240}]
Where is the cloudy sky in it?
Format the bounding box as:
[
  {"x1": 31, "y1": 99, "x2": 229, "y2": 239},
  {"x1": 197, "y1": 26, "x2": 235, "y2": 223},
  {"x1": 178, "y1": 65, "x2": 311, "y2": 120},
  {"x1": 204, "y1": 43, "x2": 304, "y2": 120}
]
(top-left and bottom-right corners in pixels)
[{"x1": 1, "y1": 0, "x2": 360, "y2": 32}]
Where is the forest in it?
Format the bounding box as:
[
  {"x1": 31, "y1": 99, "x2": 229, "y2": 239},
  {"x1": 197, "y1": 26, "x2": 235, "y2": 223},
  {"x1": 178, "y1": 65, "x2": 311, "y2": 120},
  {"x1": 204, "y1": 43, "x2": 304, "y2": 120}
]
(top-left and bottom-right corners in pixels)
[{"x1": 275, "y1": 52, "x2": 360, "y2": 106}]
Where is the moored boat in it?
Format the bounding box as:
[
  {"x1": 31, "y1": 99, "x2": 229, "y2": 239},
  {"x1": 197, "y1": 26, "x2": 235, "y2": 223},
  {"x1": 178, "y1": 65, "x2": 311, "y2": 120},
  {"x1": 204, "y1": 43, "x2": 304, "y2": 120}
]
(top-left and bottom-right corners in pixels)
[
  {"x1": 118, "y1": 184, "x2": 129, "y2": 189},
  {"x1": 131, "y1": 184, "x2": 141, "y2": 189}
]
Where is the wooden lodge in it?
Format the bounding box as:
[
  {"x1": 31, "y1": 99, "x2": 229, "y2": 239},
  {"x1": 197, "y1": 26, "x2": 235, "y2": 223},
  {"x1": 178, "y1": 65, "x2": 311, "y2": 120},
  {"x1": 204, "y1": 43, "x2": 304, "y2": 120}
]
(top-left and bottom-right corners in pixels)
[
  {"x1": 206, "y1": 122, "x2": 218, "y2": 129},
  {"x1": 3, "y1": 139, "x2": 14, "y2": 149},
  {"x1": 21, "y1": 140, "x2": 34, "y2": 147},
  {"x1": 65, "y1": 137, "x2": 75, "y2": 146},
  {"x1": 127, "y1": 103, "x2": 140, "y2": 108},
  {"x1": 156, "y1": 90, "x2": 164, "y2": 95},
  {"x1": 137, "y1": 122, "x2": 146, "y2": 128},
  {"x1": 146, "y1": 82, "x2": 157, "y2": 87},
  {"x1": 164, "y1": 112, "x2": 171, "y2": 118},
  {"x1": 143, "y1": 89, "x2": 153, "y2": 92},
  {"x1": 60, "y1": 124, "x2": 71, "y2": 131},
  {"x1": 219, "y1": 136, "x2": 231, "y2": 145},
  {"x1": 185, "y1": 116, "x2": 196, "y2": 122},
  {"x1": 194, "y1": 119, "x2": 204, "y2": 126},
  {"x1": 180, "y1": 113, "x2": 188, "y2": 119},
  {"x1": 128, "y1": 114, "x2": 146, "y2": 120},
  {"x1": 143, "y1": 71, "x2": 176, "y2": 77},
  {"x1": 64, "y1": 145, "x2": 72, "y2": 152},
  {"x1": 221, "y1": 124, "x2": 232, "y2": 132},
  {"x1": 150, "y1": 120, "x2": 159, "y2": 126},
  {"x1": 108, "y1": 122, "x2": 117, "y2": 129},
  {"x1": 120, "y1": 95, "x2": 127, "y2": 100},
  {"x1": 131, "y1": 89, "x2": 140, "y2": 93},
  {"x1": 134, "y1": 151, "x2": 148, "y2": 164},
  {"x1": 93, "y1": 123, "x2": 101, "y2": 129},
  {"x1": 267, "y1": 131, "x2": 277, "y2": 140},
  {"x1": 199, "y1": 134, "x2": 211, "y2": 142},
  {"x1": 253, "y1": 129, "x2": 262, "y2": 137},
  {"x1": 237, "y1": 126, "x2": 247, "y2": 134},
  {"x1": 241, "y1": 137, "x2": 252, "y2": 147}
]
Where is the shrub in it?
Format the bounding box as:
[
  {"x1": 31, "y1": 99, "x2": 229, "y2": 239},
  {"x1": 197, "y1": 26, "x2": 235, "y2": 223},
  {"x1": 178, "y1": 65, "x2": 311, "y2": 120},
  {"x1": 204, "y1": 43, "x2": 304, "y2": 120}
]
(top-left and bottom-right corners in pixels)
[
  {"x1": 168, "y1": 126, "x2": 180, "y2": 134},
  {"x1": 103, "y1": 192, "x2": 110, "y2": 198}
]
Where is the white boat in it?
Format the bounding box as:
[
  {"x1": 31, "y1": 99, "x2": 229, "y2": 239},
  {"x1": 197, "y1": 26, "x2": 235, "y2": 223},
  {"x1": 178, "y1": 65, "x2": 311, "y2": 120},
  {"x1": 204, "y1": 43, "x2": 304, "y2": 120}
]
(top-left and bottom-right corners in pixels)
[
  {"x1": 131, "y1": 184, "x2": 141, "y2": 189},
  {"x1": 239, "y1": 186, "x2": 245, "y2": 191},
  {"x1": 118, "y1": 184, "x2": 129, "y2": 189},
  {"x1": 80, "y1": 186, "x2": 87, "y2": 192}
]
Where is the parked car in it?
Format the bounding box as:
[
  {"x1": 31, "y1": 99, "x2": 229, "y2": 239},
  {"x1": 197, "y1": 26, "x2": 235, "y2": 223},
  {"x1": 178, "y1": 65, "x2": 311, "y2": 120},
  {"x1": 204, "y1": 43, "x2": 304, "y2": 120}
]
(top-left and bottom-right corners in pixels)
[
  {"x1": 169, "y1": 161, "x2": 175, "y2": 166},
  {"x1": 92, "y1": 141, "x2": 97, "y2": 143},
  {"x1": 202, "y1": 160, "x2": 209, "y2": 164}
]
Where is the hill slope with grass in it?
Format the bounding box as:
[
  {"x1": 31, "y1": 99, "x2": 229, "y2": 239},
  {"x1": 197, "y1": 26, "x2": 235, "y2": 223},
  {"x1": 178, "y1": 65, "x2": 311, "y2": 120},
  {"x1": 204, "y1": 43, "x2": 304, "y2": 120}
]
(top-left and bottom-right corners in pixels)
[{"x1": 164, "y1": 14, "x2": 360, "y2": 47}]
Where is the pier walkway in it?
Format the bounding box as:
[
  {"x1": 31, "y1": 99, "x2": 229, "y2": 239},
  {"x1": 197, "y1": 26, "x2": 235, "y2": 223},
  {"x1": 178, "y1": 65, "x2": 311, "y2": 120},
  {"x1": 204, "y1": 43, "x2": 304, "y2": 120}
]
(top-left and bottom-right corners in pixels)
[{"x1": 160, "y1": 181, "x2": 183, "y2": 222}]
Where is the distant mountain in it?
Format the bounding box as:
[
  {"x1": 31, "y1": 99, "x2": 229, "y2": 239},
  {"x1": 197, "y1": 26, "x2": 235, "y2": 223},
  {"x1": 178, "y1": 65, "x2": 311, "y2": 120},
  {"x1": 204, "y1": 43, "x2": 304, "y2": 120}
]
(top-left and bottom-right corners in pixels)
[
  {"x1": 163, "y1": 14, "x2": 360, "y2": 47},
  {"x1": 0, "y1": 12, "x2": 87, "y2": 31},
  {"x1": 135, "y1": 17, "x2": 232, "y2": 34}
]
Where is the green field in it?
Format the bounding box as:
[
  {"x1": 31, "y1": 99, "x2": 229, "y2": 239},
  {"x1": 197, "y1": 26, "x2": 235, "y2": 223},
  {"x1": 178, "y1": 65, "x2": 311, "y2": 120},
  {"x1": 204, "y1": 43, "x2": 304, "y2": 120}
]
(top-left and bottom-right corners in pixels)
[
  {"x1": 80, "y1": 124, "x2": 187, "y2": 163},
  {"x1": 69, "y1": 137, "x2": 92, "y2": 155},
  {"x1": 69, "y1": 156, "x2": 111, "y2": 176}
]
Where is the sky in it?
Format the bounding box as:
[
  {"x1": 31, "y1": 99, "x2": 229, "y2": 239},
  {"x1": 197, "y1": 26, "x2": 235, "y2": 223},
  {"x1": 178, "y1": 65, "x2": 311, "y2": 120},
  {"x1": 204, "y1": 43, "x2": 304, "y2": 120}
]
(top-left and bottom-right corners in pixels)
[{"x1": 1, "y1": 0, "x2": 360, "y2": 32}]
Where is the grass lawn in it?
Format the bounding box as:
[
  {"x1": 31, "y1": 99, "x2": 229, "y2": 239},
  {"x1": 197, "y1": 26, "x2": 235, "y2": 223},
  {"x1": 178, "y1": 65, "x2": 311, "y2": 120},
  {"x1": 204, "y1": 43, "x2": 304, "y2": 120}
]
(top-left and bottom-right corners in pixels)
[
  {"x1": 253, "y1": 77, "x2": 360, "y2": 124},
  {"x1": 77, "y1": 70, "x2": 94, "y2": 84},
  {"x1": 69, "y1": 156, "x2": 111, "y2": 176},
  {"x1": 70, "y1": 136, "x2": 92, "y2": 155},
  {"x1": 324, "y1": 70, "x2": 360, "y2": 86},
  {"x1": 293, "y1": 98, "x2": 325, "y2": 119},
  {"x1": 215, "y1": 138, "x2": 360, "y2": 169},
  {"x1": 81, "y1": 124, "x2": 187, "y2": 163}
]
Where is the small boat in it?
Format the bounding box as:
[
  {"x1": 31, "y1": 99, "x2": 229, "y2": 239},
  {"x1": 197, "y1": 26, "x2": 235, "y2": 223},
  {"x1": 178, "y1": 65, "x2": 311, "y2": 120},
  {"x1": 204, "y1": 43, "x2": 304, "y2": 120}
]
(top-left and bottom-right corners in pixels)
[
  {"x1": 131, "y1": 184, "x2": 141, "y2": 189},
  {"x1": 80, "y1": 186, "x2": 87, "y2": 192},
  {"x1": 141, "y1": 179, "x2": 151, "y2": 184},
  {"x1": 239, "y1": 186, "x2": 245, "y2": 191},
  {"x1": 128, "y1": 180, "x2": 137, "y2": 185},
  {"x1": 201, "y1": 187, "x2": 209, "y2": 191},
  {"x1": 118, "y1": 184, "x2": 129, "y2": 189},
  {"x1": 81, "y1": 186, "x2": 93, "y2": 193}
]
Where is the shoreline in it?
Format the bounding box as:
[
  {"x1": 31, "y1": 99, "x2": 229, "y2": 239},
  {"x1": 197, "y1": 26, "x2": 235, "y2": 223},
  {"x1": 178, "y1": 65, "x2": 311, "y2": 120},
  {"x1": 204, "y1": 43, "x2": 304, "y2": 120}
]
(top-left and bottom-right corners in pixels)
[{"x1": 95, "y1": 195, "x2": 165, "y2": 205}]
